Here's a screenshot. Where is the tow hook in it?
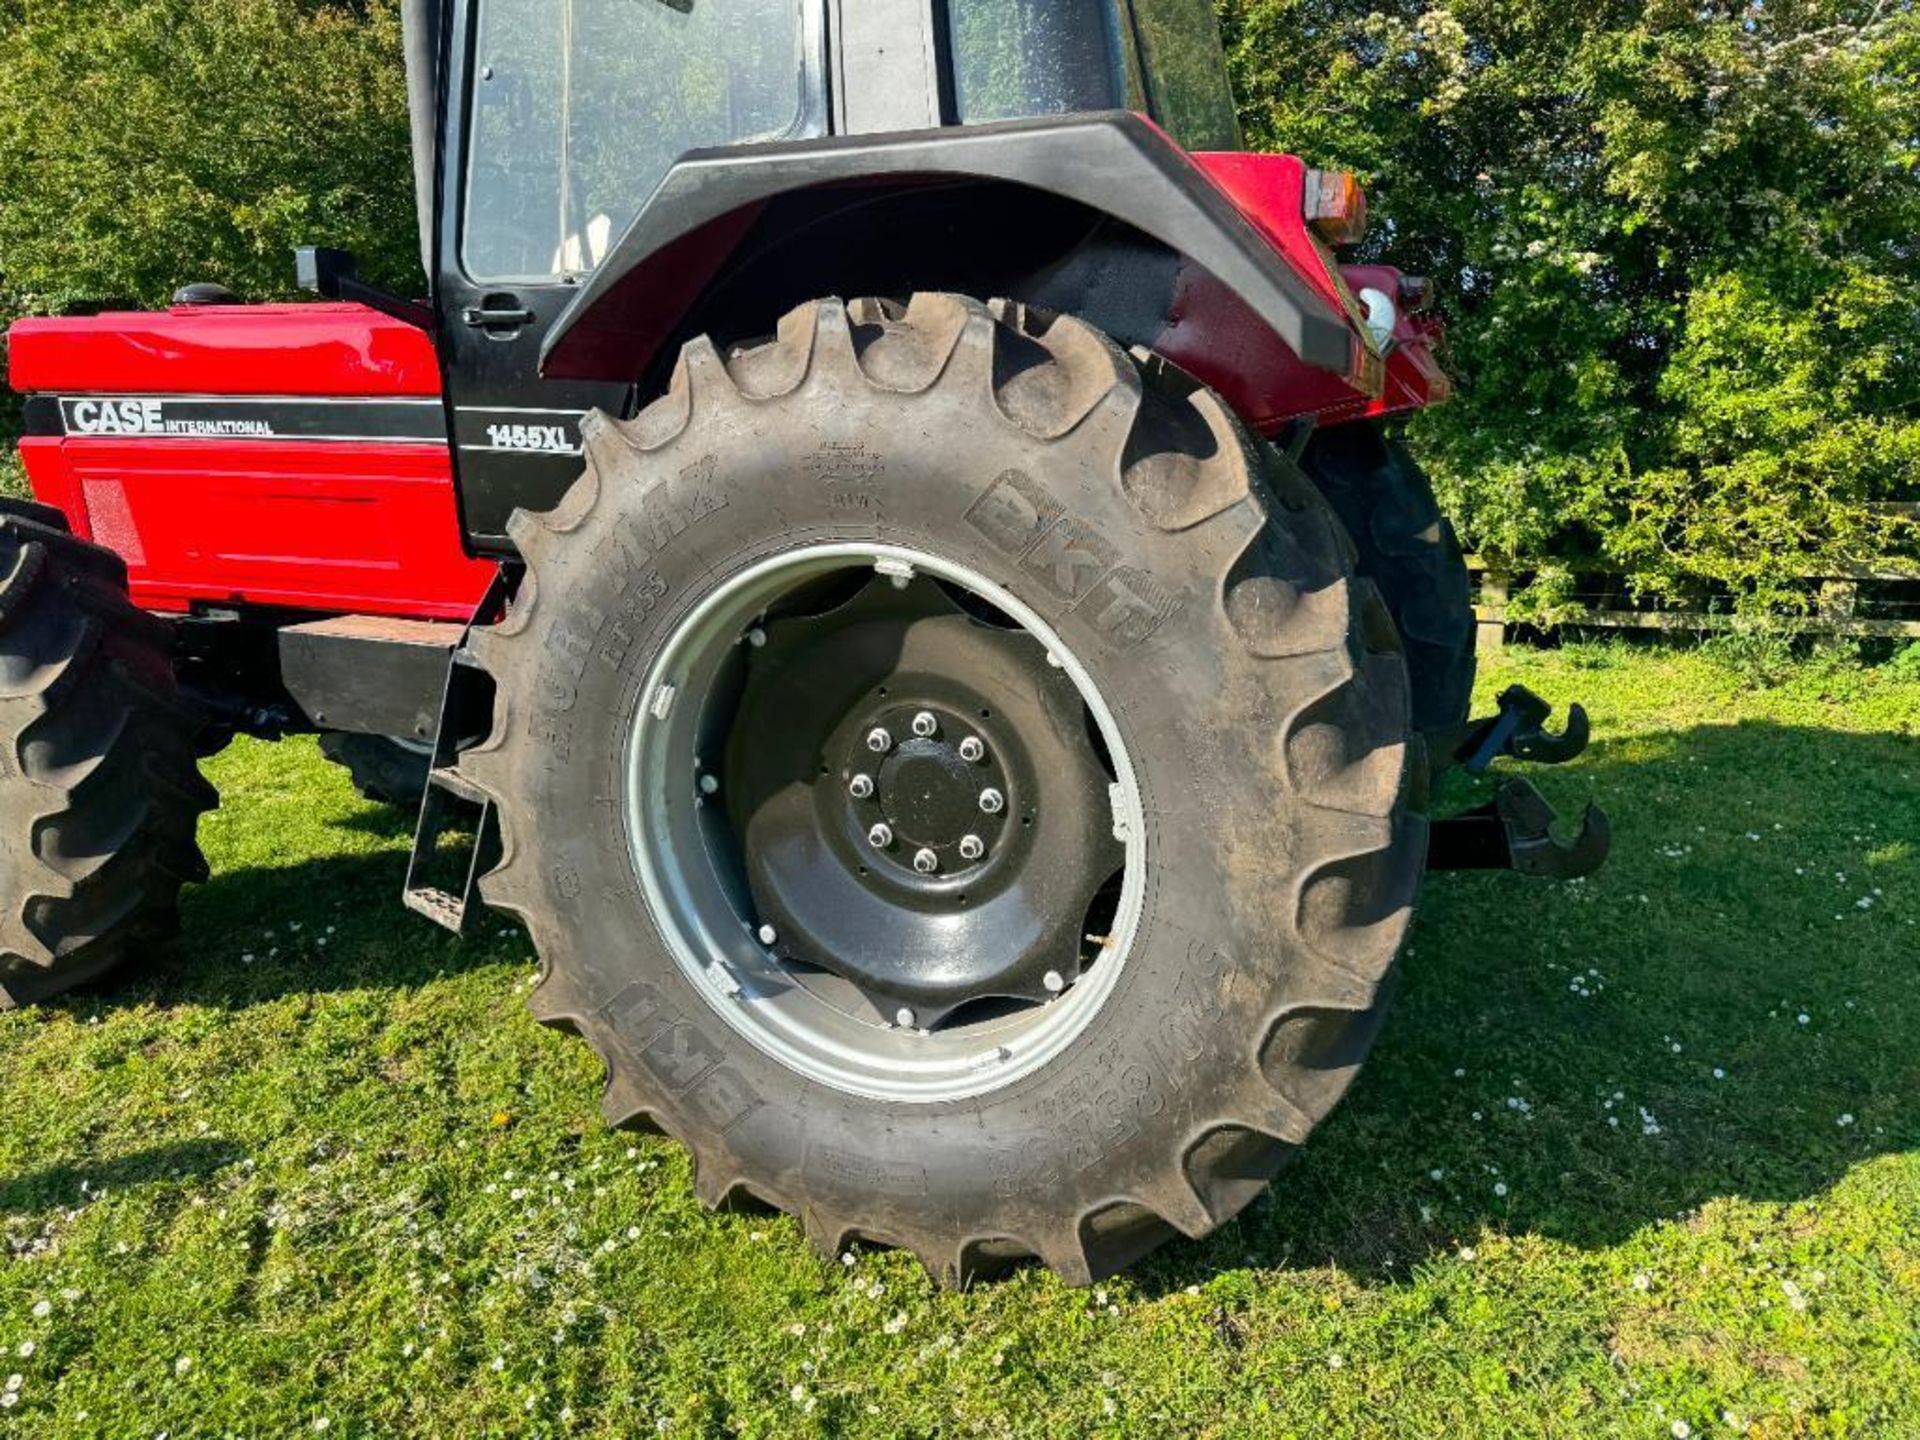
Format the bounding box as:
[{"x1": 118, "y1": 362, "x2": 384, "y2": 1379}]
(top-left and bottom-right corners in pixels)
[
  {"x1": 1425, "y1": 686, "x2": 1611, "y2": 880},
  {"x1": 1428, "y1": 778, "x2": 1612, "y2": 880},
  {"x1": 1430, "y1": 684, "x2": 1590, "y2": 782}
]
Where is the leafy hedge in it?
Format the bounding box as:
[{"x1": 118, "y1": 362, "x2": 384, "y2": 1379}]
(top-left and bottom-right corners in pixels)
[
  {"x1": 2, "y1": 0, "x2": 1914, "y2": 608},
  {"x1": 0, "y1": 0, "x2": 414, "y2": 308},
  {"x1": 1220, "y1": 0, "x2": 1919, "y2": 613}
]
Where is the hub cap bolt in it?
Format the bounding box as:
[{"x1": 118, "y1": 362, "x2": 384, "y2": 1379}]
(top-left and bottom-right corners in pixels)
[
  {"x1": 979, "y1": 787, "x2": 1005, "y2": 815},
  {"x1": 911, "y1": 710, "x2": 938, "y2": 738},
  {"x1": 895, "y1": 1007, "x2": 916, "y2": 1028},
  {"x1": 913, "y1": 848, "x2": 939, "y2": 874},
  {"x1": 867, "y1": 823, "x2": 894, "y2": 849},
  {"x1": 958, "y1": 834, "x2": 985, "y2": 862},
  {"x1": 866, "y1": 727, "x2": 893, "y2": 754},
  {"x1": 1043, "y1": 970, "x2": 1066, "y2": 994},
  {"x1": 746, "y1": 627, "x2": 767, "y2": 648},
  {"x1": 848, "y1": 773, "x2": 875, "y2": 800},
  {"x1": 698, "y1": 774, "x2": 720, "y2": 796},
  {"x1": 958, "y1": 736, "x2": 986, "y2": 763},
  {"x1": 757, "y1": 924, "x2": 778, "y2": 946}
]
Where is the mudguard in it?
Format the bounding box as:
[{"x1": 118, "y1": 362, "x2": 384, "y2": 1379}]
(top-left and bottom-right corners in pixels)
[{"x1": 540, "y1": 111, "x2": 1368, "y2": 390}]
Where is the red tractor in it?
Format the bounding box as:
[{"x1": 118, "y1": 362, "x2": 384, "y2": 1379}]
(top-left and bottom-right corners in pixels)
[{"x1": 1, "y1": 0, "x2": 1602, "y2": 1283}]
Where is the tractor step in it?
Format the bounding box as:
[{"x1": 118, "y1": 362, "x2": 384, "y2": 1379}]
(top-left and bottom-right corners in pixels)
[
  {"x1": 404, "y1": 574, "x2": 510, "y2": 935},
  {"x1": 403, "y1": 863, "x2": 475, "y2": 932},
  {"x1": 403, "y1": 755, "x2": 500, "y2": 934}
]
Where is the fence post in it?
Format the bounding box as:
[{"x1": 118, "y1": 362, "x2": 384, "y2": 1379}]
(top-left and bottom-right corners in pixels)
[
  {"x1": 1817, "y1": 578, "x2": 1860, "y2": 629},
  {"x1": 1478, "y1": 569, "x2": 1509, "y2": 652}
]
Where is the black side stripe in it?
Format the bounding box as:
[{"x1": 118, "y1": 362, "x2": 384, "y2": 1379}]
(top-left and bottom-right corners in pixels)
[
  {"x1": 30, "y1": 395, "x2": 447, "y2": 445},
  {"x1": 21, "y1": 396, "x2": 62, "y2": 437}
]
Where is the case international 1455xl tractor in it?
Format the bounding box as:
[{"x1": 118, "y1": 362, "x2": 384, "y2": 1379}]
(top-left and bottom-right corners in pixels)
[{"x1": 1, "y1": 0, "x2": 1607, "y2": 1284}]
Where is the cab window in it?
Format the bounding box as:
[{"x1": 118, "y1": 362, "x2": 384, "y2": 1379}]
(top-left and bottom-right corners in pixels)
[
  {"x1": 464, "y1": 0, "x2": 825, "y2": 283},
  {"x1": 1129, "y1": 0, "x2": 1241, "y2": 150},
  {"x1": 945, "y1": 0, "x2": 1132, "y2": 125}
]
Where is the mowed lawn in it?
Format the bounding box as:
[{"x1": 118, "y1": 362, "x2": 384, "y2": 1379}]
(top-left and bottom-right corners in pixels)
[{"x1": 0, "y1": 644, "x2": 1915, "y2": 1438}]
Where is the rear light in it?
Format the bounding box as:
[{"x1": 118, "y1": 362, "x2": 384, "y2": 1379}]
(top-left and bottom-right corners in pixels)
[
  {"x1": 1303, "y1": 169, "x2": 1368, "y2": 247},
  {"x1": 1397, "y1": 274, "x2": 1435, "y2": 313}
]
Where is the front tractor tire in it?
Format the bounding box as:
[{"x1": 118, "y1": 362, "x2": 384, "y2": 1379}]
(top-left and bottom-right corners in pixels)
[
  {"x1": 0, "y1": 502, "x2": 216, "y2": 1007},
  {"x1": 462, "y1": 296, "x2": 1425, "y2": 1284},
  {"x1": 320, "y1": 732, "x2": 432, "y2": 809}
]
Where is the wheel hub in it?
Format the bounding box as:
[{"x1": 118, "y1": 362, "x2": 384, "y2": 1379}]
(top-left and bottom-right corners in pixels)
[
  {"x1": 846, "y1": 703, "x2": 1009, "y2": 880},
  {"x1": 721, "y1": 576, "x2": 1122, "y2": 1025}
]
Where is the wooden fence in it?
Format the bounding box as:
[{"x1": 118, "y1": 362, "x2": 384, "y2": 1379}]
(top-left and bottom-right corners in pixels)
[
  {"x1": 1468, "y1": 506, "x2": 1920, "y2": 649},
  {"x1": 1471, "y1": 567, "x2": 1920, "y2": 651}
]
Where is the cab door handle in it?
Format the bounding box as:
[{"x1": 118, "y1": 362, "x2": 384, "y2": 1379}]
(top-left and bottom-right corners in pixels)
[{"x1": 462, "y1": 299, "x2": 536, "y2": 333}]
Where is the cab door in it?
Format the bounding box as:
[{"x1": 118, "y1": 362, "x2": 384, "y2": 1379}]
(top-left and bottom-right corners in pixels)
[
  {"x1": 435, "y1": 0, "x2": 828, "y2": 555},
  {"x1": 435, "y1": 274, "x2": 629, "y2": 554},
  {"x1": 434, "y1": 0, "x2": 628, "y2": 553}
]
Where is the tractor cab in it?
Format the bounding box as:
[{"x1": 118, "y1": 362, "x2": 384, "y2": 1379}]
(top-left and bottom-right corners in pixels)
[
  {"x1": 442, "y1": 0, "x2": 1240, "y2": 286},
  {"x1": 413, "y1": 0, "x2": 1292, "y2": 544}
]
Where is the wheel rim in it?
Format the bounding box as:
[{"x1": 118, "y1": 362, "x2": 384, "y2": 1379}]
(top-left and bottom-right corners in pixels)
[{"x1": 624, "y1": 544, "x2": 1147, "y2": 1103}]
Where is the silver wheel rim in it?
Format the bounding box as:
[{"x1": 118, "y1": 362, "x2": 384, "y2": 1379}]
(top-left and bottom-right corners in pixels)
[{"x1": 624, "y1": 543, "x2": 1147, "y2": 1104}]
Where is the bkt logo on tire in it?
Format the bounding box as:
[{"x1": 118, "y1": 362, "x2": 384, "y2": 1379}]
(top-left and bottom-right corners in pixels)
[{"x1": 68, "y1": 399, "x2": 165, "y2": 435}]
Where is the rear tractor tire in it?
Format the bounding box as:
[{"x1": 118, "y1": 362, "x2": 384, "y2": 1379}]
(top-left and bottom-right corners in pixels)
[
  {"x1": 0, "y1": 501, "x2": 217, "y2": 1007},
  {"x1": 461, "y1": 296, "x2": 1425, "y2": 1284}
]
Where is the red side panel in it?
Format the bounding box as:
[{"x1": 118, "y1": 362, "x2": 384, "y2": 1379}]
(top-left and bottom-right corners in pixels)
[
  {"x1": 18, "y1": 436, "x2": 487, "y2": 620},
  {"x1": 8, "y1": 304, "x2": 494, "y2": 621},
  {"x1": 1190, "y1": 153, "x2": 1351, "y2": 320},
  {"x1": 1155, "y1": 264, "x2": 1370, "y2": 433}
]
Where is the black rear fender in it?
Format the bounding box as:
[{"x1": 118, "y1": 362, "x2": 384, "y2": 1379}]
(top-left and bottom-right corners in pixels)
[{"x1": 540, "y1": 112, "x2": 1365, "y2": 397}]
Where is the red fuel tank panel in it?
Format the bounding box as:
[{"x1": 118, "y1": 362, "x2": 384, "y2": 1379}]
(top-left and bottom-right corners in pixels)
[
  {"x1": 8, "y1": 303, "x2": 445, "y2": 397},
  {"x1": 8, "y1": 303, "x2": 495, "y2": 622}
]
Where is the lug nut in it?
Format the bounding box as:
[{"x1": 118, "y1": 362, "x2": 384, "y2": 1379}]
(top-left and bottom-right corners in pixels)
[
  {"x1": 698, "y1": 773, "x2": 720, "y2": 795},
  {"x1": 911, "y1": 710, "x2": 938, "y2": 738},
  {"x1": 757, "y1": 924, "x2": 778, "y2": 946},
  {"x1": 1043, "y1": 970, "x2": 1066, "y2": 994},
  {"x1": 958, "y1": 736, "x2": 986, "y2": 763},
  {"x1": 913, "y1": 848, "x2": 939, "y2": 874},
  {"x1": 867, "y1": 822, "x2": 894, "y2": 849},
  {"x1": 978, "y1": 787, "x2": 1005, "y2": 815},
  {"x1": 746, "y1": 626, "x2": 767, "y2": 648},
  {"x1": 866, "y1": 727, "x2": 893, "y2": 753},
  {"x1": 894, "y1": 1006, "x2": 916, "y2": 1028},
  {"x1": 958, "y1": 834, "x2": 985, "y2": 862},
  {"x1": 848, "y1": 773, "x2": 875, "y2": 800}
]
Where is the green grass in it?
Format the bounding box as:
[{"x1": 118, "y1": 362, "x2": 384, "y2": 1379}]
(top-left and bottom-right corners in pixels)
[
  {"x1": 0, "y1": 645, "x2": 1915, "y2": 1437},
  {"x1": 0, "y1": 447, "x2": 26, "y2": 502}
]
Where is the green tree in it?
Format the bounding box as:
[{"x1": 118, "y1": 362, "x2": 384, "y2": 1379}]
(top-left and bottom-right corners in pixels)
[
  {"x1": 0, "y1": 0, "x2": 415, "y2": 494},
  {"x1": 0, "y1": 0, "x2": 414, "y2": 306}
]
